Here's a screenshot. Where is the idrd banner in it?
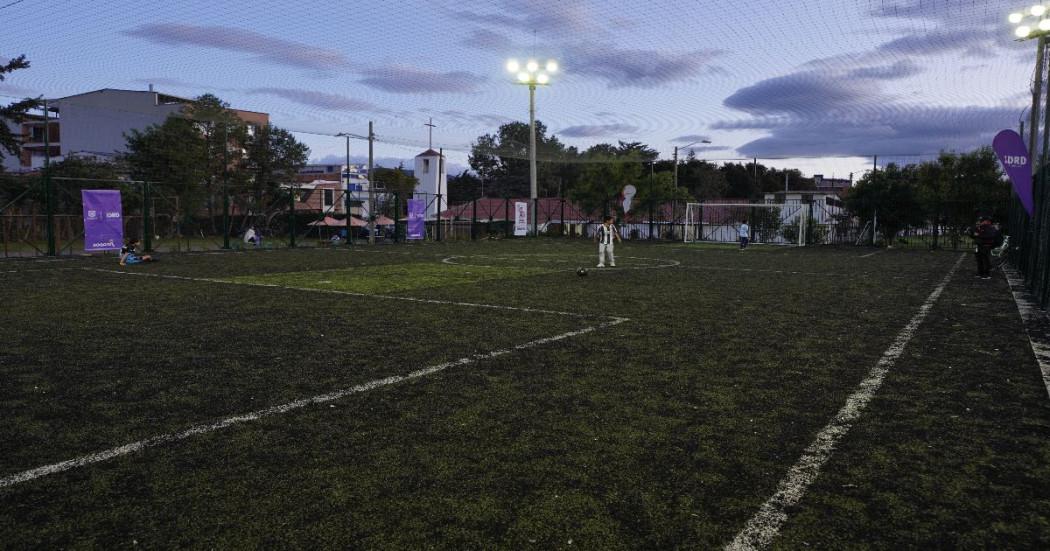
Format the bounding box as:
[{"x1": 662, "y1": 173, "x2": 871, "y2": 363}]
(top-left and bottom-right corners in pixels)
[
  {"x1": 82, "y1": 189, "x2": 123, "y2": 251},
  {"x1": 514, "y1": 202, "x2": 528, "y2": 236},
  {"x1": 407, "y1": 199, "x2": 425, "y2": 240},
  {"x1": 992, "y1": 129, "x2": 1034, "y2": 217}
]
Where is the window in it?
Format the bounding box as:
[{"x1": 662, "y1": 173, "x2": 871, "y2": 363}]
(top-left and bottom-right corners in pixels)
[
  {"x1": 423, "y1": 159, "x2": 430, "y2": 174},
  {"x1": 323, "y1": 189, "x2": 334, "y2": 207},
  {"x1": 31, "y1": 126, "x2": 45, "y2": 142}
]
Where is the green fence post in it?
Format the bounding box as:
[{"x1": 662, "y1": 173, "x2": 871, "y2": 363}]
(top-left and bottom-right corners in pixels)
[
  {"x1": 289, "y1": 186, "x2": 297, "y2": 248},
  {"x1": 505, "y1": 198, "x2": 511, "y2": 238},
  {"x1": 394, "y1": 192, "x2": 400, "y2": 244},
  {"x1": 471, "y1": 198, "x2": 478, "y2": 240},
  {"x1": 44, "y1": 100, "x2": 56, "y2": 257},
  {"x1": 143, "y1": 181, "x2": 152, "y2": 252},
  {"x1": 436, "y1": 193, "x2": 443, "y2": 242}
]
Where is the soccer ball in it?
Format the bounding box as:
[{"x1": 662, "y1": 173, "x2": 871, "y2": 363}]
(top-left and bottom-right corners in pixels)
[{"x1": 577, "y1": 267, "x2": 588, "y2": 277}]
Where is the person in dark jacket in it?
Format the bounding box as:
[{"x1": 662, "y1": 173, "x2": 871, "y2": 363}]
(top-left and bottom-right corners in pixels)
[{"x1": 971, "y1": 216, "x2": 1003, "y2": 279}]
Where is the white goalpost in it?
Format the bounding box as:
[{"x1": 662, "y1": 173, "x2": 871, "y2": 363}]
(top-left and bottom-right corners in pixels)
[{"x1": 683, "y1": 202, "x2": 809, "y2": 246}]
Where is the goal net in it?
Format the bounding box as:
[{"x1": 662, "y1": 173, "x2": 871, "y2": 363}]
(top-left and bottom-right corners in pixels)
[{"x1": 683, "y1": 202, "x2": 809, "y2": 246}]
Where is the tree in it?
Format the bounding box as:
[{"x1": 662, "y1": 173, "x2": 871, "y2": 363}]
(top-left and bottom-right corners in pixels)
[
  {"x1": 678, "y1": 159, "x2": 727, "y2": 200},
  {"x1": 371, "y1": 163, "x2": 418, "y2": 199},
  {"x1": 123, "y1": 116, "x2": 209, "y2": 226},
  {"x1": 0, "y1": 55, "x2": 41, "y2": 170},
  {"x1": 242, "y1": 124, "x2": 309, "y2": 220},
  {"x1": 569, "y1": 142, "x2": 646, "y2": 217},
  {"x1": 185, "y1": 94, "x2": 249, "y2": 229},
  {"x1": 447, "y1": 170, "x2": 481, "y2": 202},
  {"x1": 845, "y1": 163, "x2": 925, "y2": 244},
  {"x1": 468, "y1": 121, "x2": 568, "y2": 197}
]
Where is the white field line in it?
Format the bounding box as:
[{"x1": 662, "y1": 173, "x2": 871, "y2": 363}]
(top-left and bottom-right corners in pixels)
[
  {"x1": 859, "y1": 249, "x2": 885, "y2": 258},
  {"x1": 442, "y1": 255, "x2": 680, "y2": 271},
  {"x1": 80, "y1": 268, "x2": 602, "y2": 319},
  {"x1": 725, "y1": 253, "x2": 965, "y2": 551},
  {"x1": 0, "y1": 317, "x2": 628, "y2": 490},
  {"x1": 1003, "y1": 268, "x2": 1050, "y2": 401}
]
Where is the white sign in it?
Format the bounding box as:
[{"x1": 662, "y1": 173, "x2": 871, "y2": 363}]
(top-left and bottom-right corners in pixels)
[
  {"x1": 514, "y1": 202, "x2": 528, "y2": 236},
  {"x1": 622, "y1": 185, "x2": 637, "y2": 213}
]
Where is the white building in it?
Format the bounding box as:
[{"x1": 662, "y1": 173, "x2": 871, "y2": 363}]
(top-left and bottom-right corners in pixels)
[{"x1": 413, "y1": 149, "x2": 446, "y2": 220}]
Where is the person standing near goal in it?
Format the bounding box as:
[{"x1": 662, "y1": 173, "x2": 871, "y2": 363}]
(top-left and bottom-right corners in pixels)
[
  {"x1": 738, "y1": 218, "x2": 750, "y2": 250},
  {"x1": 596, "y1": 215, "x2": 621, "y2": 268}
]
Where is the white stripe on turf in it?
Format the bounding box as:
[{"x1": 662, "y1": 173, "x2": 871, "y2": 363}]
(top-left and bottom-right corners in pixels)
[
  {"x1": 0, "y1": 317, "x2": 628, "y2": 489},
  {"x1": 1003, "y1": 268, "x2": 1050, "y2": 401},
  {"x1": 81, "y1": 268, "x2": 605, "y2": 319},
  {"x1": 725, "y1": 253, "x2": 965, "y2": 550},
  {"x1": 859, "y1": 249, "x2": 884, "y2": 258}
]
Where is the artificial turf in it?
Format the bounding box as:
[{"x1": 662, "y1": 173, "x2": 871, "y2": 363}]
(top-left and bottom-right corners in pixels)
[{"x1": 1, "y1": 240, "x2": 1047, "y2": 548}]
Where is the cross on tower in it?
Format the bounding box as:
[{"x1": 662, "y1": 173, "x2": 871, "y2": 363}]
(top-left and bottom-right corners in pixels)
[{"x1": 424, "y1": 118, "x2": 437, "y2": 149}]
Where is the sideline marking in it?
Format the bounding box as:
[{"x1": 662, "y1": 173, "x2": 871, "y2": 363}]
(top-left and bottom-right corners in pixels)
[
  {"x1": 442, "y1": 254, "x2": 679, "y2": 271},
  {"x1": 81, "y1": 268, "x2": 608, "y2": 319},
  {"x1": 1004, "y1": 268, "x2": 1050, "y2": 400},
  {"x1": 859, "y1": 249, "x2": 884, "y2": 258},
  {"x1": 725, "y1": 253, "x2": 965, "y2": 550},
  {"x1": 0, "y1": 318, "x2": 627, "y2": 490}
]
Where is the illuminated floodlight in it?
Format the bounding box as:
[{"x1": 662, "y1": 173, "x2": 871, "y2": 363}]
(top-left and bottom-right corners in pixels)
[
  {"x1": 545, "y1": 60, "x2": 558, "y2": 73},
  {"x1": 1040, "y1": 18, "x2": 1050, "y2": 30},
  {"x1": 1032, "y1": 5, "x2": 1047, "y2": 16},
  {"x1": 1011, "y1": 11, "x2": 1025, "y2": 23},
  {"x1": 506, "y1": 59, "x2": 520, "y2": 73},
  {"x1": 517, "y1": 72, "x2": 530, "y2": 83},
  {"x1": 1017, "y1": 25, "x2": 1033, "y2": 38},
  {"x1": 536, "y1": 73, "x2": 550, "y2": 84},
  {"x1": 526, "y1": 59, "x2": 539, "y2": 72}
]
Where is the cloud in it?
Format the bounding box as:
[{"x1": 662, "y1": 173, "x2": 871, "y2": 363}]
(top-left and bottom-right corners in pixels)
[
  {"x1": 558, "y1": 123, "x2": 638, "y2": 138},
  {"x1": 249, "y1": 88, "x2": 384, "y2": 112},
  {"x1": 847, "y1": 59, "x2": 921, "y2": 80},
  {"x1": 453, "y1": 0, "x2": 599, "y2": 37},
  {"x1": 682, "y1": 145, "x2": 731, "y2": 153},
  {"x1": 124, "y1": 23, "x2": 352, "y2": 71},
  {"x1": 717, "y1": 69, "x2": 1017, "y2": 157},
  {"x1": 568, "y1": 44, "x2": 726, "y2": 88},
  {"x1": 459, "y1": 29, "x2": 514, "y2": 51},
  {"x1": 672, "y1": 134, "x2": 711, "y2": 143},
  {"x1": 358, "y1": 66, "x2": 484, "y2": 94}
]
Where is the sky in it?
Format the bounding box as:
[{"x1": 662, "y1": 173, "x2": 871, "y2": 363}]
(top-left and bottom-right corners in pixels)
[{"x1": 0, "y1": 0, "x2": 1037, "y2": 179}]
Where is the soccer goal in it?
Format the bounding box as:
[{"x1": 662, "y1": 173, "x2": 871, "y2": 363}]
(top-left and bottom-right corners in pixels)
[{"x1": 683, "y1": 202, "x2": 809, "y2": 246}]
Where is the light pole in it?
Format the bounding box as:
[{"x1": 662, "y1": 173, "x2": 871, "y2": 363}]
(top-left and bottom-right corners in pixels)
[
  {"x1": 336, "y1": 132, "x2": 351, "y2": 227},
  {"x1": 507, "y1": 57, "x2": 557, "y2": 236},
  {"x1": 673, "y1": 139, "x2": 711, "y2": 190},
  {"x1": 1011, "y1": 5, "x2": 1050, "y2": 165}
]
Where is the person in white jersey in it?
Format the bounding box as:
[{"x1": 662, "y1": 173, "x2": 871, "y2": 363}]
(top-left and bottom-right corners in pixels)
[
  {"x1": 595, "y1": 215, "x2": 621, "y2": 267},
  {"x1": 738, "y1": 219, "x2": 750, "y2": 250}
]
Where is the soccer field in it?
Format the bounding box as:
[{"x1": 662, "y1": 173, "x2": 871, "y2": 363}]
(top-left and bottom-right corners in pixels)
[{"x1": 2, "y1": 241, "x2": 1048, "y2": 548}]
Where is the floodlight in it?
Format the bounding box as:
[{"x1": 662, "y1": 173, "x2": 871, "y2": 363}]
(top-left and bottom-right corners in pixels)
[
  {"x1": 537, "y1": 73, "x2": 550, "y2": 84},
  {"x1": 1018, "y1": 25, "x2": 1033, "y2": 37},
  {"x1": 1033, "y1": 5, "x2": 1047, "y2": 16},
  {"x1": 1010, "y1": 12, "x2": 1025, "y2": 23},
  {"x1": 506, "y1": 59, "x2": 520, "y2": 73},
  {"x1": 517, "y1": 72, "x2": 530, "y2": 83},
  {"x1": 526, "y1": 60, "x2": 539, "y2": 72},
  {"x1": 545, "y1": 60, "x2": 558, "y2": 73},
  {"x1": 1040, "y1": 18, "x2": 1050, "y2": 30}
]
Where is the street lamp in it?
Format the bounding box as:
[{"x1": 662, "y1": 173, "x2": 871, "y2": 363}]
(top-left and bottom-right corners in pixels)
[
  {"x1": 507, "y1": 57, "x2": 558, "y2": 236},
  {"x1": 673, "y1": 139, "x2": 711, "y2": 189}
]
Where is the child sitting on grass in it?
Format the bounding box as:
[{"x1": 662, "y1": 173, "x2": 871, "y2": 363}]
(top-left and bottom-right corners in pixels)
[{"x1": 119, "y1": 239, "x2": 155, "y2": 266}]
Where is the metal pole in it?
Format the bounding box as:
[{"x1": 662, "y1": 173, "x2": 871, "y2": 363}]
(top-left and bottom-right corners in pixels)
[
  {"x1": 222, "y1": 123, "x2": 230, "y2": 249},
  {"x1": 560, "y1": 197, "x2": 565, "y2": 237},
  {"x1": 472, "y1": 197, "x2": 478, "y2": 240},
  {"x1": 529, "y1": 83, "x2": 538, "y2": 237},
  {"x1": 43, "y1": 99, "x2": 55, "y2": 256},
  {"x1": 368, "y1": 121, "x2": 375, "y2": 245},
  {"x1": 344, "y1": 135, "x2": 351, "y2": 238},
  {"x1": 649, "y1": 161, "x2": 655, "y2": 240},
  {"x1": 673, "y1": 146, "x2": 679, "y2": 189},
  {"x1": 393, "y1": 192, "x2": 400, "y2": 243},
  {"x1": 436, "y1": 193, "x2": 443, "y2": 242},
  {"x1": 505, "y1": 198, "x2": 510, "y2": 238},
  {"x1": 1032, "y1": 37, "x2": 1047, "y2": 167}
]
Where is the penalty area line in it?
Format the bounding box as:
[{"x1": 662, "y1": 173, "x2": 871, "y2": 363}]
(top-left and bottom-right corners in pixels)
[
  {"x1": 0, "y1": 317, "x2": 629, "y2": 490},
  {"x1": 725, "y1": 253, "x2": 965, "y2": 550}
]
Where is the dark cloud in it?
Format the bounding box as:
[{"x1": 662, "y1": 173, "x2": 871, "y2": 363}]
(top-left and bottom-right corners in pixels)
[
  {"x1": 718, "y1": 70, "x2": 1017, "y2": 157},
  {"x1": 459, "y1": 29, "x2": 513, "y2": 52},
  {"x1": 848, "y1": 59, "x2": 921, "y2": 80},
  {"x1": 569, "y1": 44, "x2": 725, "y2": 88},
  {"x1": 672, "y1": 134, "x2": 711, "y2": 143},
  {"x1": 358, "y1": 67, "x2": 483, "y2": 94},
  {"x1": 683, "y1": 145, "x2": 731, "y2": 154},
  {"x1": 249, "y1": 88, "x2": 384, "y2": 112},
  {"x1": 124, "y1": 23, "x2": 352, "y2": 71},
  {"x1": 453, "y1": 0, "x2": 598, "y2": 37},
  {"x1": 723, "y1": 72, "x2": 867, "y2": 117},
  {"x1": 558, "y1": 123, "x2": 638, "y2": 138}
]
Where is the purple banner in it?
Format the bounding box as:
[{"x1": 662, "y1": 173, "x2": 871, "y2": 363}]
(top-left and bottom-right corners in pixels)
[
  {"x1": 407, "y1": 199, "x2": 425, "y2": 240},
  {"x1": 993, "y1": 129, "x2": 1034, "y2": 217},
  {"x1": 82, "y1": 189, "x2": 124, "y2": 251}
]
